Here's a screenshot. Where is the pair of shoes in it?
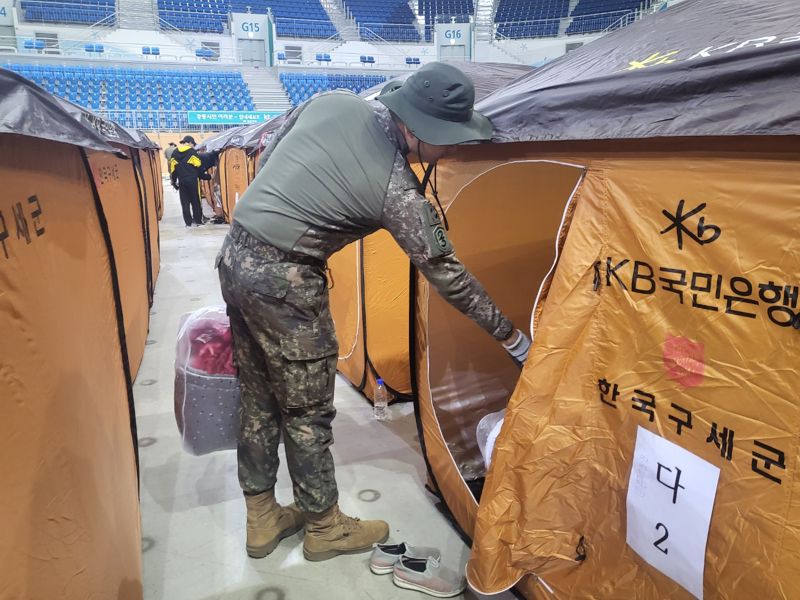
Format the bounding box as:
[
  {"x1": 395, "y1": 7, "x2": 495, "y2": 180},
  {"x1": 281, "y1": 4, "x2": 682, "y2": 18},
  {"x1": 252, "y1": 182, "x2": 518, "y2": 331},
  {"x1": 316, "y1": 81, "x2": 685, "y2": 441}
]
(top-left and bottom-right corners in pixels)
[
  {"x1": 369, "y1": 542, "x2": 440, "y2": 574},
  {"x1": 370, "y1": 544, "x2": 466, "y2": 597},
  {"x1": 303, "y1": 504, "x2": 390, "y2": 561}
]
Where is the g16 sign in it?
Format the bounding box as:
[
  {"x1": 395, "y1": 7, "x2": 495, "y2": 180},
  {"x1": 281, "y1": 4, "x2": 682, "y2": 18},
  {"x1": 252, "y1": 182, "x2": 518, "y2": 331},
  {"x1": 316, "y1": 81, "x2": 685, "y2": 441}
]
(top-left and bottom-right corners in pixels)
[{"x1": 0, "y1": 2, "x2": 13, "y2": 26}]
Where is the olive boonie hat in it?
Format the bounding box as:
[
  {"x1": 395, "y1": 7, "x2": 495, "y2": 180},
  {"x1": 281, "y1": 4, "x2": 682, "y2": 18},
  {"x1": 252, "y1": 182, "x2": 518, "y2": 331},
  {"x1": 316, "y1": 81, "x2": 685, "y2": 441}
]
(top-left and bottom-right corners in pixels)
[
  {"x1": 379, "y1": 79, "x2": 404, "y2": 96},
  {"x1": 377, "y1": 62, "x2": 492, "y2": 146}
]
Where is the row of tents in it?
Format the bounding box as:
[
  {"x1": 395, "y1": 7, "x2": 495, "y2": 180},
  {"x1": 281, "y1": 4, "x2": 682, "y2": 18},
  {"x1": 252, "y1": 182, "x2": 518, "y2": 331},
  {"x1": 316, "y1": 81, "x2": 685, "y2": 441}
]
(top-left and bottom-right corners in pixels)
[
  {"x1": 0, "y1": 68, "x2": 164, "y2": 599},
  {"x1": 1, "y1": 0, "x2": 798, "y2": 596},
  {"x1": 200, "y1": 0, "x2": 800, "y2": 597}
]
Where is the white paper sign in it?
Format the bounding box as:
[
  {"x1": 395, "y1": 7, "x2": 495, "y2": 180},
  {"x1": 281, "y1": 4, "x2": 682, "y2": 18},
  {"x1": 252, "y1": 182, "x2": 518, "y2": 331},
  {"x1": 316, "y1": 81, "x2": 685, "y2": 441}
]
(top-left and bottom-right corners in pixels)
[{"x1": 626, "y1": 426, "x2": 720, "y2": 600}]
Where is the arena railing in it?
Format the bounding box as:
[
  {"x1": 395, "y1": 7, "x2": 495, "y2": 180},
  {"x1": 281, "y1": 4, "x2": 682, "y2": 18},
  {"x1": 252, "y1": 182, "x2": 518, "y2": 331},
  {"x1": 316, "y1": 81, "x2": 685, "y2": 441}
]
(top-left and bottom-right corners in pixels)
[
  {"x1": 0, "y1": 33, "x2": 239, "y2": 63},
  {"x1": 493, "y1": 8, "x2": 644, "y2": 39}
]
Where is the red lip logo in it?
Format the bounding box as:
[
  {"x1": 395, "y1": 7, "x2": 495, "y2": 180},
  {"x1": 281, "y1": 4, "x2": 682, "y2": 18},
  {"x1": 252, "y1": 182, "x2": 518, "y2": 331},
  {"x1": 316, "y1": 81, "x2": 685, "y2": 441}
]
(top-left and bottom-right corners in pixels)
[{"x1": 663, "y1": 334, "x2": 705, "y2": 388}]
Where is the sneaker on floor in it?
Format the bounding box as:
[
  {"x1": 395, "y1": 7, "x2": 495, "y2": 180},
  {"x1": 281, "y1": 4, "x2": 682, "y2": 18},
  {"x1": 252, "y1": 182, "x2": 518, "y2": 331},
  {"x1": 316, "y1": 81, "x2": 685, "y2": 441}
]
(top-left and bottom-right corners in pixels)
[
  {"x1": 392, "y1": 556, "x2": 466, "y2": 598},
  {"x1": 370, "y1": 543, "x2": 441, "y2": 575}
]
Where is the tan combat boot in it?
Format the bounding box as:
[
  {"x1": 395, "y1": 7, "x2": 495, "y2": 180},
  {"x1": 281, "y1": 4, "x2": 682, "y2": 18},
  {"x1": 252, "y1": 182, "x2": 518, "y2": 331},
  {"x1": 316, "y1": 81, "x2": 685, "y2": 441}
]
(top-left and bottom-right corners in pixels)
[
  {"x1": 303, "y1": 504, "x2": 390, "y2": 562},
  {"x1": 244, "y1": 491, "x2": 304, "y2": 558}
]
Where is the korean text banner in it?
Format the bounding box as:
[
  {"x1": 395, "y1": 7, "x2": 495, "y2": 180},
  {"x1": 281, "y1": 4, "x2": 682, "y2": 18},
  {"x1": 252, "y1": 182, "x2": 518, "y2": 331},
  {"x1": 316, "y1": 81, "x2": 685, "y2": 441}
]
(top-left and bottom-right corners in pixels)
[{"x1": 187, "y1": 111, "x2": 283, "y2": 125}]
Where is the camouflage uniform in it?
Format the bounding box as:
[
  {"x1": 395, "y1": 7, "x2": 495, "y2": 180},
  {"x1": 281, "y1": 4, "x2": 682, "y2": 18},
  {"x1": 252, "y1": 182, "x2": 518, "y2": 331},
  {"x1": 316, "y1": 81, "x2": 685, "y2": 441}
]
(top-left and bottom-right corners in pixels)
[
  {"x1": 217, "y1": 93, "x2": 512, "y2": 513},
  {"x1": 218, "y1": 225, "x2": 338, "y2": 511}
]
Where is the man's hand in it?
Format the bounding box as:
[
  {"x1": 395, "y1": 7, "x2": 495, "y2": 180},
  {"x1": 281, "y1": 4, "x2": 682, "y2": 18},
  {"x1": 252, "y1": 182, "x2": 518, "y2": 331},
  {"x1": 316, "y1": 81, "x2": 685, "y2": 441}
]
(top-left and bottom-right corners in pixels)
[
  {"x1": 502, "y1": 328, "x2": 531, "y2": 368},
  {"x1": 171, "y1": 180, "x2": 179, "y2": 191}
]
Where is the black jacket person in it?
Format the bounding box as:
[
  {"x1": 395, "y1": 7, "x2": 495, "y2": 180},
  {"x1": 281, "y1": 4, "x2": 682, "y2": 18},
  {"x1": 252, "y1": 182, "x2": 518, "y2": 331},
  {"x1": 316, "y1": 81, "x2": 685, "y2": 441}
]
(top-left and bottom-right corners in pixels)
[
  {"x1": 170, "y1": 135, "x2": 217, "y2": 227},
  {"x1": 216, "y1": 62, "x2": 532, "y2": 564}
]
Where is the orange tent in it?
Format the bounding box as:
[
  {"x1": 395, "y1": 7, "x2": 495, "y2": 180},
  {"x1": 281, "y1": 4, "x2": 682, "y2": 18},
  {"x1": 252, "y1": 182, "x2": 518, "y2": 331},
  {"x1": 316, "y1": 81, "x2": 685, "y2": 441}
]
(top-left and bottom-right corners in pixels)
[
  {"x1": 406, "y1": 3, "x2": 800, "y2": 598},
  {"x1": 218, "y1": 146, "x2": 249, "y2": 222},
  {"x1": 199, "y1": 124, "x2": 264, "y2": 223},
  {"x1": 87, "y1": 147, "x2": 153, "y2": 377},
  {"x1": 0, "y1": 68, "x2": 142, "y2": 600},
  {"x1": 454, "y1": 142, "x2": 800, "y2": 600}
]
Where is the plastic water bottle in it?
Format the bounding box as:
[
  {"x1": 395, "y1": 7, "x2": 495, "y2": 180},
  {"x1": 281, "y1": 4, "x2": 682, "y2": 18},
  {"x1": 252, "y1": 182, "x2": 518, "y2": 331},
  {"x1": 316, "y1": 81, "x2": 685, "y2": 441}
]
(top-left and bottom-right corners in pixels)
[{"x1": 374, "y1": 378, "x2": 390, "y2": 421}]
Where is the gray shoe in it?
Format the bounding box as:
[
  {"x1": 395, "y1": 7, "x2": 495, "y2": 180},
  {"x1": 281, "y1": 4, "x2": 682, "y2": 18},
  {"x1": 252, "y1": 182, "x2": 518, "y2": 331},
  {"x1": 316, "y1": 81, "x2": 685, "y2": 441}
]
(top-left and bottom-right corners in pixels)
[
  {"x1": 392, "y1": 556, "x2": 466, "y2": 598},
  {"x1": 369, "y1": 542, "x2": 441, "y2": 575}
]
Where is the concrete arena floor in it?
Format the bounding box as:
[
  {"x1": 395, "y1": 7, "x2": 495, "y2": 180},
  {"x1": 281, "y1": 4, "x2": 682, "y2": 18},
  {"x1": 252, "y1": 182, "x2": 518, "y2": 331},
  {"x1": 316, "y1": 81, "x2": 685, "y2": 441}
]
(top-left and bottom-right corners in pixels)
[{"x1": 136, "y1": 183, "x2": 515, "y2": 600}]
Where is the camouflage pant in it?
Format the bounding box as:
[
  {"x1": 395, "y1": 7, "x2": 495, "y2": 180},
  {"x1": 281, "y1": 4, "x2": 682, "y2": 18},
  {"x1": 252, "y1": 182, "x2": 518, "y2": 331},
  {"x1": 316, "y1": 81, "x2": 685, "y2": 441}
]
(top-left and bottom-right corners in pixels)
[{"x1": 217, "y1": 223, "x2": 339, "y2": 513}]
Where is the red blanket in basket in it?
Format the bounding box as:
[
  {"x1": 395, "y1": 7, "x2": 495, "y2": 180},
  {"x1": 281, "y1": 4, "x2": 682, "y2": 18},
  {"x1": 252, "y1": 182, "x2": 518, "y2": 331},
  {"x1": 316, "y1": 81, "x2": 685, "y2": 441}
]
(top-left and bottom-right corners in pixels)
[{"x1": 188, "y1": 319, "x2": 236, "y2": 376}]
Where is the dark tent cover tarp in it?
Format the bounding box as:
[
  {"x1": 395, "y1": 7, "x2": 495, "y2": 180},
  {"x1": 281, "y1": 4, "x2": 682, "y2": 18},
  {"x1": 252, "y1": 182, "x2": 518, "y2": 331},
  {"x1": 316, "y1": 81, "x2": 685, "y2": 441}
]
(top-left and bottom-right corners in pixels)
[
  {"x1": 0, "y1": 67, "x2": 121, "y2": 154},
  {"x1": 478, "y1": 0, "x2": 800, "y2": 142}
]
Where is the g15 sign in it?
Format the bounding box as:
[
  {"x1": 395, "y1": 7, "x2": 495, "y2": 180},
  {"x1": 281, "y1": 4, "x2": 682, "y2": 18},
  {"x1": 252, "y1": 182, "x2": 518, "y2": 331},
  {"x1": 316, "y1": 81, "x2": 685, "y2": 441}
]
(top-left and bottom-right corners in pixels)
[{"x1": 232, "y1": 13, "x2": 269, "y2": 40}]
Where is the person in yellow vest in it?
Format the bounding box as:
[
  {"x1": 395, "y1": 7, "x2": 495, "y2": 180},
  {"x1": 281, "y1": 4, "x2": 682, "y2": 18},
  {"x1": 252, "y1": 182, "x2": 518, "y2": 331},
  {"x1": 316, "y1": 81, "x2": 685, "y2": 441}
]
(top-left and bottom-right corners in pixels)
[{"x1": 169, "y1": 135, "x2": 218, "y2": 227}]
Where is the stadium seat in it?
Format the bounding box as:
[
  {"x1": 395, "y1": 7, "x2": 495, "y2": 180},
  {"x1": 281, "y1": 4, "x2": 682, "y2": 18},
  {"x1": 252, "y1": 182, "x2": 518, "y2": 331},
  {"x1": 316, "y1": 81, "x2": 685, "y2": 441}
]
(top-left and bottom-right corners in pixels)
[
  {"x1": 155, "y1": 0, "x2": 337, "y2": 38},
  {"x1": 20, "y1": 0, "x2": 117, "y2": 26},
  {"x1": 418, "y1": 0, "x2": 473, "y2": 41},
  {"x1": 279, "y1": 72, "x2": 386, "y2": 106},
  {"x1": 3, "y1": 64, "x2": 256, "y2": 130},
  {"x1": 493, "y1": 0, "x2": 568, "y2": 39},
  {"x1": 341, "y1": 0, "x2": 420, "y2": 42},
  {"x1": 566, "y1": 0, "x2": 642, "y2": 35}
]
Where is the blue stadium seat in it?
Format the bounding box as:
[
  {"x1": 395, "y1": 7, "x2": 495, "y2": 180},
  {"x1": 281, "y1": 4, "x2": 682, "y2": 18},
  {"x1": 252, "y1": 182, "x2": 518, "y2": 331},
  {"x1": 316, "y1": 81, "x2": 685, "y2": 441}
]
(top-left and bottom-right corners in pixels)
[
  {"x1": 3, "y1": 64, "x2": 256, "y2": 130},
  {"x1": 156, "y1": 0, "x2": 337, "y2": 38},
  {"x1": 20, "y1": 0, "x2": 117, "y2": 26},
  {"x1": 494, "y1": 0, "x2": 568, "y2": 39},
  {"x1": 566, "y1": 0, "x2": 642, "y2": 35},
  {"x1": 419, "y1": 0, "x2": 473, "y2": 41},
  {"x1": 340, "y1": 0, "x2": 420, "y2": 42},
  {"x1": 279, "y1": 72, "x2": 386, "y2": 106}
]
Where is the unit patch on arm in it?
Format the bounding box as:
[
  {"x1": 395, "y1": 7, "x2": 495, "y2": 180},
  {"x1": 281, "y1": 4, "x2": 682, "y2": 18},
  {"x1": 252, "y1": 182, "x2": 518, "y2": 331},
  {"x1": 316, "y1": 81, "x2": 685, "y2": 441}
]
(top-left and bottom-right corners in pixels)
[{"x1": 419, "y1": 201, "x2": 453, "y2": 258}]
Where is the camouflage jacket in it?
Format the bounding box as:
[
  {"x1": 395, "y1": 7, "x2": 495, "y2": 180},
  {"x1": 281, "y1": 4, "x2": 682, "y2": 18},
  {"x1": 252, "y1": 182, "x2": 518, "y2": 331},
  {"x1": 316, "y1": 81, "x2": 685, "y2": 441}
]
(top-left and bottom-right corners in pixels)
[{"x1": 248, "y1": 94, "x2": 513, "y2": 341}]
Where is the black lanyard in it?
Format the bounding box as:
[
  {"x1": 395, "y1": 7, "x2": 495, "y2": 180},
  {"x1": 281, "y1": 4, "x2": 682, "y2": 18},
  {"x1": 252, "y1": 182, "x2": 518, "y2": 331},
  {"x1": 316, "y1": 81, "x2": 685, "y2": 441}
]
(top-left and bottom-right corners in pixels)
[{"x1": 417, "y1": 141, "x2": 450, "y2": 231}]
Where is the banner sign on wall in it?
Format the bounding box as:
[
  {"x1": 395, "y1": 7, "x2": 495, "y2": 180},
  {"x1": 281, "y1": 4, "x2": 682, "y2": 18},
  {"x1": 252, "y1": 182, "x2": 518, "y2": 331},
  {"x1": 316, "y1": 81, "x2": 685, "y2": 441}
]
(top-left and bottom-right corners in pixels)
[{"x1": 187, "y1": 111, "x2": 282, "y2": 125}]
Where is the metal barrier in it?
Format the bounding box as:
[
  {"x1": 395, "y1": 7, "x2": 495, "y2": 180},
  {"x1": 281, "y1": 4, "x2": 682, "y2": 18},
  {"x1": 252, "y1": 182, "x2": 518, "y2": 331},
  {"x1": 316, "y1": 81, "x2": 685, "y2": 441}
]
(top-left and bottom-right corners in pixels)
[{"x1": 1, "y1": 33, "x2": 239, "y2": 63}]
